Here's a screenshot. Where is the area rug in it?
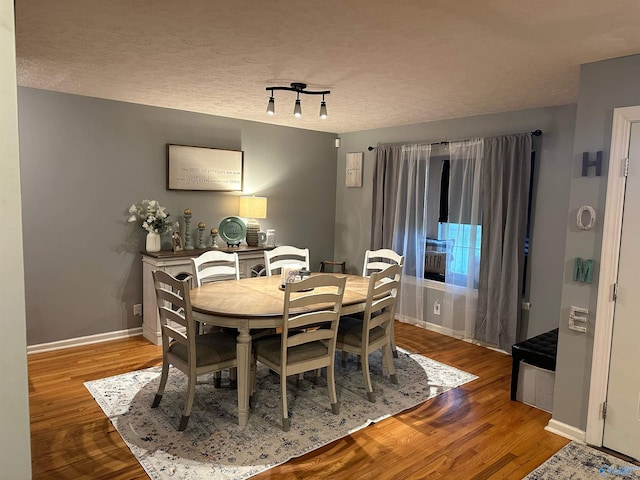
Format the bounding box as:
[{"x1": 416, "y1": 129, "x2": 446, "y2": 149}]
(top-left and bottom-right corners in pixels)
[
  {"x1": 525, "y1": 441, "x2": 640, "y2": 479},
  {"x1": 85, "y1": 348, "x2": 476, "y2": 480}
]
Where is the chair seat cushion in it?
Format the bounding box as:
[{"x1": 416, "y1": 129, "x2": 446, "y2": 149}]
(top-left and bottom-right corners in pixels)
[
  {"x1": 337, "y1": 316, "x2": 385, "y2": 348},
  {"x1": 254, "y1": 334, "x2": 329, "y2": 365},
  {"x1": 170, "y1": 332, "x2": 237, "y2": 367}
]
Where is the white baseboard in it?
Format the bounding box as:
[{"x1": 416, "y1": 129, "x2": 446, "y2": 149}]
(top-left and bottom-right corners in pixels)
[
  {"x1": 396, "y1": 315, "x2": 454, "y2": 336},
  {"x1": 396, "y1": 316, "x2": 509, "y2": 355},
  {"x1": 27, "y1": 327, "x2": 143, "y2": 354},
  {"x1": 545, "y1": 419, "x2": 586, "y2": 443}
]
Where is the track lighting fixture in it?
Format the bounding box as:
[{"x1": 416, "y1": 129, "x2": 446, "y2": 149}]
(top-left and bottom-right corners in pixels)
[{"x1": 265, "y1": 82, "x2": 330, "y2": 119}]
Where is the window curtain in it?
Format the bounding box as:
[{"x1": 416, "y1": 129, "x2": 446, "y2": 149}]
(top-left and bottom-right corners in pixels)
[
  {"x1": 371, "y1": 133, "x2": 532, "y2": 352},
  {"x1": 371, "y1": 144, "x2": 431, "y2": 324},
  {"x1": 475, "y1": 133, "x2": 532, "y2": 351},
  {"x1": 371, "y1": 146, "x2": 402, "y2": 250},
  {"x1": 441, "y1": 139, "x2": 483, "y2": 340}
]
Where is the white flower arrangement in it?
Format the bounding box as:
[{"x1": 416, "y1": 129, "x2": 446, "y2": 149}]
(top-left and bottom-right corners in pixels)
[{"x1": 127, "y1": 199, "x2": 179, "y2": 234}]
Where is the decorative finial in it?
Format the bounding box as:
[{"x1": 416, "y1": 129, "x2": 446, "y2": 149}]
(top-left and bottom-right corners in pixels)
[
  {"x1": 210, "y1": 227, "x2": 219, "y2": 249},
  {"x1": 183, "y1": 209, "x2": 193, "y2": 250},
  {"x1": 197, "y1": 222, "x2": 206, "y2": 248}
]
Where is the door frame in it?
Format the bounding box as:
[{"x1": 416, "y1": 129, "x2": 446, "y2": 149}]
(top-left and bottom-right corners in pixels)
[{"x1": 586, "y1": 105, "x2": 640, "y2": 445}]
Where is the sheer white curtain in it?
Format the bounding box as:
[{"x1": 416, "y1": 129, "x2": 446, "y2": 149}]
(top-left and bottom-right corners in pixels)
[
  {"x1": 441, "y1": 139, "x2": 483, "y2": 340},
  {"x1": 390, "y1": 144, "x2": 431, "y2": 324}
]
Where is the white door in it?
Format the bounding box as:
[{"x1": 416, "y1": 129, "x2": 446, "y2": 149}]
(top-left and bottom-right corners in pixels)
[{"x1": 603, "y1": 122, "x2": 640, "y2": 459}]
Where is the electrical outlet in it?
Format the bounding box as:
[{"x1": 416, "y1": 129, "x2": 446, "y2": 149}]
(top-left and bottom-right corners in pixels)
[
  {"x1": 433, "y1": 301, "x2": 441, "y2": 316},
  {"x1": 133, "y1": 304, "x2": 142, "y2": 316}
]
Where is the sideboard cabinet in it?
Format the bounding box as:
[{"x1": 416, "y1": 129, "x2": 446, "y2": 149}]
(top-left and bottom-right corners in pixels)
[{"x1": 141, "y1": 246, "x2": 270, "y2": 345}]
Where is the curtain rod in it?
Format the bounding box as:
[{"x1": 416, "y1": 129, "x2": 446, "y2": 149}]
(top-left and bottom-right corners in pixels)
[{"x1": 366, "y1": 129, "x2": 543, "y2": 151}]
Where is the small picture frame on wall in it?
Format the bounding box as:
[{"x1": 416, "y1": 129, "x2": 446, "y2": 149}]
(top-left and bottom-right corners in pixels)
[{"x1": 346, "y1": 152, "x2": 363, "y2": 187}]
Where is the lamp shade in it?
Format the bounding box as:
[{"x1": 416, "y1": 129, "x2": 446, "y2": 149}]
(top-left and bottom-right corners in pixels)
[{"x1": 239, "y1": 196, "x2": 267, "y2": 219}]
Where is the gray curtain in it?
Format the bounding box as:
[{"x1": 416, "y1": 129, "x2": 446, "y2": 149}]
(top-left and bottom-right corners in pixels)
[
  {"x1": 371, "y1": 146, "x2": 403, "y2": 250},
  {"x1": 475, "y1": 133, "x2": 532, "y2": 351}
]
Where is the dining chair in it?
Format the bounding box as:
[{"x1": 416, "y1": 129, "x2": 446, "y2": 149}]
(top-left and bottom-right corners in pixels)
[
  {"x1": 263, "y1": 245, "x2": 310, "y2": 276},
  {"x1": 336, "y1": 264, "x2": 402, "y2": 402},
  {"x1": 190, "y1": 250, "x2": 241, "y2": 386},
  {"x1": 362, "y1": 248, "x2": 405, "y2": 277},
  {"x1": 361, "y1": 248, "x2": 404, "y2": 357},
  {"x1": 191, "y1": 250, "x2": 240, "y2": 285},
  {"x1": 253, "y1": 274, "x2": 346, "y2": 431},
  {"x1": 151, "y1": 270, "x2": 238, "y2": 431}
]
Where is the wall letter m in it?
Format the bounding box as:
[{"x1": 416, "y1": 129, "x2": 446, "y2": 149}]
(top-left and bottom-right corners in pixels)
[{"x1": 573, "y1": 258, "x2": 594, "y2": 284}]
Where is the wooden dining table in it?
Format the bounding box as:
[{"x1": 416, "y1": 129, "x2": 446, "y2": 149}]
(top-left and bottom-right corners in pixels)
[{"x1": 189, "y1": 273, "x2": 371, "y2": 426}]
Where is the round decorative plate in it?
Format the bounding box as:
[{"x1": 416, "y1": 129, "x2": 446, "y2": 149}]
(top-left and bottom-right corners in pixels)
[{"x1": 218, "y1": 216, "x2": 246, "y2": 245}]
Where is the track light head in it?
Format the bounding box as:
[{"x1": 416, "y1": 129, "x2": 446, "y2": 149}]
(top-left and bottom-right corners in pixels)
[
  {"x1": 293, "y1": 98, "x2": 302, "y2": 117},
  {"x1": 267, "y1": 95, "x2": 275, "y2": 115},
  {"x1": 319, "y1": 93, "x2": 327, "y2": 119}
]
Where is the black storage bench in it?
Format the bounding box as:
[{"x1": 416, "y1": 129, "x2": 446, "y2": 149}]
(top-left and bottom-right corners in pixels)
[{"x1": 510, "y1": 328, "x2": 558, "y2": 401}]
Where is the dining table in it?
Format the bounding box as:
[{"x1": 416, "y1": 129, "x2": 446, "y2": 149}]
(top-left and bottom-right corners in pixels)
[{"x1": 189, "y1": 273, "x2": 372, "y2": 426}]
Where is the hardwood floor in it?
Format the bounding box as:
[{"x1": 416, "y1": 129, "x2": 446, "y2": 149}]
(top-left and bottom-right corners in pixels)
[{"x1": 28, "y1": 322, "x2": 569, "y2": 479}]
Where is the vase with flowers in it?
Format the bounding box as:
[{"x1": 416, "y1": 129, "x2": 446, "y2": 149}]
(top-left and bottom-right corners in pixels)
[{"x1": 127, "y1": 200, "x2": 179, "y2": 252}]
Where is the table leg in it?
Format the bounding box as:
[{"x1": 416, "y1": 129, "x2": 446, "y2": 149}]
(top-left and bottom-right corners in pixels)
[{"x1": 236, "y1": 319, "x2": 251, "y2": 426}]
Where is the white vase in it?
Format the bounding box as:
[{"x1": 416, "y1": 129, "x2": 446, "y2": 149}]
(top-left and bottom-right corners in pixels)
[{"x1": 146, "y1": 232, "x2": 161, "y2": 252}]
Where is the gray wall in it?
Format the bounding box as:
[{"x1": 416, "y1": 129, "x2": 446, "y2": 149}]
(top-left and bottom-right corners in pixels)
[
  {"x1": 18, "y1": 88, "x2": 337, "y2": 345},
  {"x1": 553, "y1": 53, "x2": 640, "y2": 431},
  {"x1": 334, "y1": 104, "x2": 577, "y2": 339},
  {"x1": 1, "y1": 0, "x2": 31, "y2": 475}
]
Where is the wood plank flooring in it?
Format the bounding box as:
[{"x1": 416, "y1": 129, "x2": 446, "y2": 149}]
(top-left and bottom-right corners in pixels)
[{"x1": 28, "y1": 322, "x2": 569, "y2": 479}]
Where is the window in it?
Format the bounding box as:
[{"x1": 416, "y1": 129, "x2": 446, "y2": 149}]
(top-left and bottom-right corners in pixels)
[{"x1": 437, "y1": 222, "x2": 481, "y2": 287}]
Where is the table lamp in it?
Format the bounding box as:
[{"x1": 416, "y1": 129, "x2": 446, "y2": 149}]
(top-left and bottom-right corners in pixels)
[{"x1": 239, "y1": 195, "x2": 267, "y2": 246}]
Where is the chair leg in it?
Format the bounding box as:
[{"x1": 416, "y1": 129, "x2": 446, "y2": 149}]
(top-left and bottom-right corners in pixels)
[
  {"x1": 390, "y1": 320, "x2": 398, "y2": 358},
  {"x1": 361, "y1": 353, "x2": 375, "y2": 403},
  {"x1": 312, "y1": 368, "x2": 321, "y2": 385},
  {"x1": 151, "y1": 360, "x2": 170, "y2": 408},
  {"x1": 281, "y1": 375, "x2": 290, "y2": 431},
  {"x1": 178, "y1": 414, "x2": 190, "y2": 431},
  {"x1": 179, "y1": 374, "x2": 197, "y2": 431},
  {"x1": 213, "y1": 371, "x2": 222, "y2": 388},
  {"x1": 230, "y1": 367, "x2": 238, "y2": 389},
  {"x1": 341, "y1": 350, "x2": 348, "y2": 367},
  {"x1": 296, "y1": 372, "x2": 304, "y2": 388},
  {"x1": 383, "y1": 342, "x2": 398, "y2": 384},
  {"x1": 327, "y1": 362, "x2": 339, "y2": 415}
]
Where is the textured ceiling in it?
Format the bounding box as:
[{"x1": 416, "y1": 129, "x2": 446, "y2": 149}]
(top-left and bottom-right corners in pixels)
[{"x1": 14, "y1": 0, "x2": 640, "y2": 134}]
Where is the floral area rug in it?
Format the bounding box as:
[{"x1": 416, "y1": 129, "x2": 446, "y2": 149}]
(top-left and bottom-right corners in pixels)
[
  {"x1": 525, "y1": 441, "x2": 640, "y2": 479},
  {"x1": 85, "y1": 348, "x2": 476, "y2": 480}
]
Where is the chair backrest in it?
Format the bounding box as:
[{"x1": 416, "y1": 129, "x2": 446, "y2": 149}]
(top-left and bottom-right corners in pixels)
[
  {"x1": 152, "y1": 270, "x2": 196, "y2": 361},
  {"x1": 281, "y1": 274, "x2": 346, "y2": 369},
  {"x1": 362, "y1": 248, "x2": 404, "y2": 277},
  {"x1": 362, "y1": 264, "x2": 402, "y2": 341},
  {"x1": 264, "y1": 245, "x2": 310, "y2": 276},
  {"x1": 191, "y1": 250, "x2": 240, "y2": 286}
]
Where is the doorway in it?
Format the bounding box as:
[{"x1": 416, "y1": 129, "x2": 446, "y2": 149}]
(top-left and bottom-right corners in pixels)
[
  {"x1": 586, "y1": 106, "x2": 640, "y2": 454},
  {"x1": 600, "y1": 122, "x2": 640, "y2": 459}
]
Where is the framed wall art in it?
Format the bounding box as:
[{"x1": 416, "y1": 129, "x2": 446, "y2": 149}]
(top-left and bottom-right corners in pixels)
[
  {"x1": 167, "y1": 144, "x2": 244, "y2": 191},
  {"x1": 346, "y1": 152, "x2": 363, "y2": 187}
]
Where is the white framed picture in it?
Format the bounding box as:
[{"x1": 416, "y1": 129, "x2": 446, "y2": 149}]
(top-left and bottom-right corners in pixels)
[
  {"x1": 346, "y1": 152, "x2": 363, "y2": 187},
  {"x1": 167, "y1": 144, "x2": 244, "y2": 191}
]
